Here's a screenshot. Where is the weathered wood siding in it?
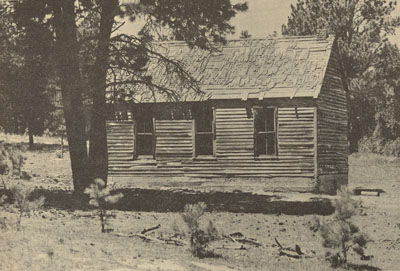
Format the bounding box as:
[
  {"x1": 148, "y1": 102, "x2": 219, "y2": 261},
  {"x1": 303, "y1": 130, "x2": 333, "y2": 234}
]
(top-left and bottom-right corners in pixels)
[
  {"x1": 106, "y1": 121, "x2": 134, "y2": 175},
  {"x1": 215, "y1": 108, "x2": 254, "y2": 159},
  {"x1": 278, "y1": 107, "x2": 315, "y2": 160},
  {"x1": 107, "y1": 105, "x2": 318, "y2": 191},
  {"x1": 155, "y1": 120, "x2": 193, "y2": 159},
  {"x1": 317, "y1": 48, "x2": 349, "y2": 191}
]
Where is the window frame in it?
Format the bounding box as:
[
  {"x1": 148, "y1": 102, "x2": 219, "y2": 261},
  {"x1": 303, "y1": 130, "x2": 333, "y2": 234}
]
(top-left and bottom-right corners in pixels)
[
  {"x1": 193, "y1": 105, "x2": 216, "y2": 158},
  {"x1": 253, "y1": 106, "x2": 278, "y2": 158},
  {"x1": 133, "y1": 107, "x2": 156, "y2": 159}
]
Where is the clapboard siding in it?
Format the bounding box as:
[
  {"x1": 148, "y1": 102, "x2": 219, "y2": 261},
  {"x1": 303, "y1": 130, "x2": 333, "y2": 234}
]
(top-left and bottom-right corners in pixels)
[
  {"x1": 216, "y1": 108, "x2": 254, "y2": 157},
  {"x1": 155, "y1": 120, "x2": 193, "y2": 159},
  {"x1": 278, "y1": 107, "x2": 315, "y2": 160},
  {"x1": 181, "y1": 106, "x2": 316, "y2": 183},
  {"x1": 106, "y1": 121, "x2": 135, "y2": 173},
  {"x1": 107, "y1": 105, "x2": 316, "y2": 188},
  {"x1": 317, "y1": 48, "x2": 349, "y2": 180}
]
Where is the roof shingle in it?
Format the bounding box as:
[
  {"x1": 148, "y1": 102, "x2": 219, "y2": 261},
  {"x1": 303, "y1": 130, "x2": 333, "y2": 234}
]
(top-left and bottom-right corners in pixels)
[{"x1": 113, "y1": 35, "x2": 335, "y2": 103}]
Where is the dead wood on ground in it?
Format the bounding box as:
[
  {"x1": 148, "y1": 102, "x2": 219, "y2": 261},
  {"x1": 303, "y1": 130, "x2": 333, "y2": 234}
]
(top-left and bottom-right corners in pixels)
[{"x1": 275, "y1": 237, "x2": 314, "y2": 259}]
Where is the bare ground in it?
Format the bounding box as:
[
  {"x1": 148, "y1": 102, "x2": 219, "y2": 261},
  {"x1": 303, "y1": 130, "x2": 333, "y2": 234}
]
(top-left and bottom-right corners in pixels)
[{"x1": 0, "y1": 142, "x2": 399, "y2": 271}]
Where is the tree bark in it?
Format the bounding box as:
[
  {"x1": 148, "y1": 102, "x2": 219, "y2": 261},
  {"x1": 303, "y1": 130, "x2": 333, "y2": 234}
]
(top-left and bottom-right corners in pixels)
[
  {"x1": 88, "y1": 0, "x2": 119, "y2": 184},
  {"x1": 52, "y1": 0, "x2": 90, "y2": 193},
  {"x1": 28, "y1": 131, "x2": 34, "y2": 147}
]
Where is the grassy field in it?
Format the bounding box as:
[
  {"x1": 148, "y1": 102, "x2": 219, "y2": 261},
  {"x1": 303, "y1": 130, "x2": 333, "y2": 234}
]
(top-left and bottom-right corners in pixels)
[
  {"x1": 0, "y1": 133, "x2": 62, "y2": 146},
  {"x1": 0, "y1": 139, "x2": 399, "y2": 271}
]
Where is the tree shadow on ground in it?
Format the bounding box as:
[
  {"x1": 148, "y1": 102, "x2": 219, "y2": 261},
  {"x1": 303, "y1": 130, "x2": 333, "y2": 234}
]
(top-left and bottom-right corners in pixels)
[
  {"x1": 349, "y1": 263, "x2": 381, "y2": 271},
  {"x1": 0, "y1": 188, "x2": 334, "y2": 215}
]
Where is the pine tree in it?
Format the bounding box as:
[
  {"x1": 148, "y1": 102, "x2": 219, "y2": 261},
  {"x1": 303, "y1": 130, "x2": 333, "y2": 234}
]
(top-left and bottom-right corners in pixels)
[
  {"x1": 5, "y1": 0, "x2": 248, "y2": 193},
  {"x1": 282, "y1": 0, "x2": 400, "y2": 151}
]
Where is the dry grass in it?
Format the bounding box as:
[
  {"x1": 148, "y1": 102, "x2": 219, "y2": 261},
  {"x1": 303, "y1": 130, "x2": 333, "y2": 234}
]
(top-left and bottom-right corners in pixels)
[
  {"x1": 349, "y1": 153, "x2": 400, "y2": 190},
  {"x1": 0, "y1": 143, "x2": 399, "y2": 270},
  {"x1": 0, "y1": 133, "x2": 63, "y2": 146},
  {"x1": 0, "y1": 209, "x2": 347, "y2": 271}
]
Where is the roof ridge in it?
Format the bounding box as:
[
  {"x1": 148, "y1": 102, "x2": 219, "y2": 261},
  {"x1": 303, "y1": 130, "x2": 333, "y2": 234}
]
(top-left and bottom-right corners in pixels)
[{"x1": 152, "y1": 34, "x2": 335, "y2": 46}]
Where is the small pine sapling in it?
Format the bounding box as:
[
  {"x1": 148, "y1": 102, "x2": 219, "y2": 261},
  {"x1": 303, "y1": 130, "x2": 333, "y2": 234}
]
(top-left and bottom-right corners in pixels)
[
  {"x1": 0, "y1": 145, "x2": 11, "y2": 189},
  {"x1": 0, "y1": 144, "x2": 25, "y2": 189},
  {"x1": 317, "y1": 186, "x2": 369, "y2": 268},
  {"x1": 181, "y1": 202, "x2": 219, "y2": 258},
  {"x1": 9, "y1": 184, "x2": 45, "y2": 229},
  {"x1": 9, "y1": 149, "x2": 24, "y2": 177},
  {"x1": 85, "y1": 178, "x2": 123, "y2": 233},
  {"x1": 0, "y1": 163, "x2": 9, "y2": 189},
  {"x1": 0, "y1": 194, "x2": 9, "y2": 230}
]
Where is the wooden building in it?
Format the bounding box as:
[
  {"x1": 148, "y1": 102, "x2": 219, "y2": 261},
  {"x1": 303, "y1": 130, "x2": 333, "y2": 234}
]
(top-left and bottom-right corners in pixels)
[{"x1": 106, "y1": 35, "x2": 348, "y2": 194}]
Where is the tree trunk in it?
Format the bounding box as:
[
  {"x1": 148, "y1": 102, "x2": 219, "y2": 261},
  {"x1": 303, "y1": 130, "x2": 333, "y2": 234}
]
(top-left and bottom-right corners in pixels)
[
  {"x1": 28, "y1": 131, "x2": 34, "y2": 148},
  {"x1": 27, "y1": 110, "x2": 34, "y2": 148},
  {"x1": 52, "y1": 0, "x2": 90, "y2": 193},
  {"x1": 61, "y1": 133, "x2": 64, "y2": 158},
  {"x1": 88, "y1": 0, "x2": 119, "y2": 184}
]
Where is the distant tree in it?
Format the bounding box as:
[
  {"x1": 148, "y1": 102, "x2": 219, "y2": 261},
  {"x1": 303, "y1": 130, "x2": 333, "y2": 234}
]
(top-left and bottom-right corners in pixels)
[
  {"x1": 0, "y1": 2, "x2": 56, "y2": 147},
  {"x1": 0, "y1": 4, "x2": 23, "y2": 134},
  {"x1": 240, "y1": 30, "x2": 252, "y2": 39},
  {"x1": 13, "y1": 0, "x2": 55, "y2": 147},
  {"x1": 282, "y1": 0, "x2": 400, "y2": 151}
]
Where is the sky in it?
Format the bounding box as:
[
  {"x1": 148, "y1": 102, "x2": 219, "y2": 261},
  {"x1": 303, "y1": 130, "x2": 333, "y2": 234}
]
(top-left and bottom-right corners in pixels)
[
  {"x1": 120, "y1": 0, "x2": 400, "y2": 46},
  {"x1": 229, "y1": 0, "x2": 296, "y2": 38}
]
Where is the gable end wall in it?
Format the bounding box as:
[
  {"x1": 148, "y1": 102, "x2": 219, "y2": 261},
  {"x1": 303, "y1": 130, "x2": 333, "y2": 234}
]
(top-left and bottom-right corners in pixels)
[{"x1": 317, "y1": 48, "x2": 349, "y2": 193}]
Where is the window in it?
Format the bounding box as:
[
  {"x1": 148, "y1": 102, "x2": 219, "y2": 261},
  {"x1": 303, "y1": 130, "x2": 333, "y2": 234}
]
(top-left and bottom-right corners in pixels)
[
  {"x1": 254, "y1": 106, "x2": 277, "y2": 156},
  {"x1": 135, "y1": 107, "x2": 154, "y2": 157},
  {"x1": 193, "y1": 106, "x2": 215, "y2": 156}
]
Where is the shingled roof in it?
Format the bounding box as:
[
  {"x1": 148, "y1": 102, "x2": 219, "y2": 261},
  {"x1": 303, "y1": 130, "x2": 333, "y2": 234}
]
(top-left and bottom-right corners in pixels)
[{"x1": 115, "y1": 35, "x2": 336, "y2": 103}]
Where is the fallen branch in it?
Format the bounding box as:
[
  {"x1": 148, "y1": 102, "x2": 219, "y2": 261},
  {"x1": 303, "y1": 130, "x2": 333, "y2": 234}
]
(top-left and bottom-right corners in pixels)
[
  {"x1": 235, "y1": 237, "x2": 262, "y2": 247},
  {"x1": 215, "y1": 244, "x2": 247, "y2": 250},
  {"x1": 275, "y1": 237, "x2": 283, "y2": 249},
  {"x1": 141, "y1": 224, "x2": 161, "y2": 235},
  {"x1": 274, "y1": 237, "x2": 314, "y2": 259},
  {"x1": 114, "y1": 232, "x2": 164, "y2": 244},
  {"x1": 279, "y1": 250, "x2": 301, "y2": 259},
  {"x1": 114, "y1": 230, "x2": 188, "y2": 247},
  {"x1": 158, "y1": 237, "x2": 188, "y2": 246},
  {"x1": 223, "y1": 234, "x2": 245, "y2": 250},
  {"x1": 224, "y1": 232, "x2": 263, "y2": 247}
]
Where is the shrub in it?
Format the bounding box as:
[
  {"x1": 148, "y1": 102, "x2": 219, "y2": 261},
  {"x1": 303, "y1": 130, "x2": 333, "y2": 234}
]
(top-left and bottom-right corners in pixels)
[
  {"x1": 383, "y1": 138, "x2": 400, "y2": 156},
  {"x1": 317, "y1": 187, "x2": 369, "y2": 268},
  {"x1": 0, "y1": 143, "x2": 25, "y2": 188},
  {"x1": 0, "y1": 145, "x2": 12, "y2": 184},
  {"x1": 359, "y1": 136, "x2": 400, "y2": 157},
  {"x1": 9, "y1": 184, "x2": 45, "y2": 229},
  {"x1": 85, "y1": 178, "x2": 123, "y2": 233},
  {"x1": 181, "y1": 202, "x2": 219, "y2": 258},
  {"x1": 55, "y1": 151, "x2": 62, "y2": 159}
]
